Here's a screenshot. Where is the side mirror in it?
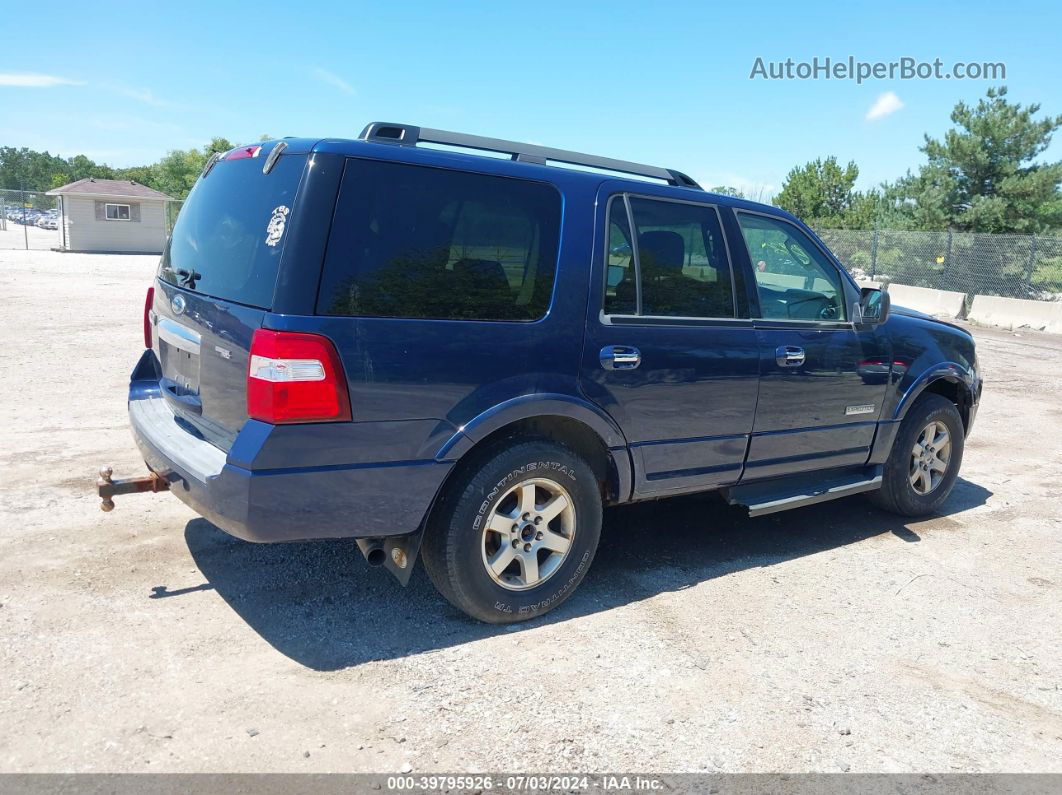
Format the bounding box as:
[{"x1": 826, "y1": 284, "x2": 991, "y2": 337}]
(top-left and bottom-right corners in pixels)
[{"x1": 857, "y1": 287, "x2": 890, "y2": 325}]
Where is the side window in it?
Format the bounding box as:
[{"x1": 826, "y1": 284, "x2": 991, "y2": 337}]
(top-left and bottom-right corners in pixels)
[
  {"x1": 622, "y1": 197, "x2": 735, "y2": 318},
  {"x1": 604, "y1": 197, "x2": 636, "y2": 315},
  {"x1": 737, "y1": 213, "x2": 846, "y2": 321},
  {"x1": 317, "y1": 160, "x2": 561, "y2": 321}
]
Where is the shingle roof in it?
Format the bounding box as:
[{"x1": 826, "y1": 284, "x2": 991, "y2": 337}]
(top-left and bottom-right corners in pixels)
[{"x1": 46, "y1": 178, "x2": 173, "y2": 200}]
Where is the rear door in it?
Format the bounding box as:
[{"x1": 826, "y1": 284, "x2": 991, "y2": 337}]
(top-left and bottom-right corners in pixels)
[
  {"x1": 579, "y1": 187, "x2": 760, "y2": 498},
  {"x1": 151, "y1": 142, "x2": 310, "y2": 449},
  {"x1": 732, "y1": 210, "x2": 891, "y2": 479}
]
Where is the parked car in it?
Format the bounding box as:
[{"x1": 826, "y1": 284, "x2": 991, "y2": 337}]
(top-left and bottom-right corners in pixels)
[
  {"x1": 104, "y1": 125, "x2": 982, "y2": 623},
  {"x1": 36, "y1": 216, "x2": 58, "y2": 230}
]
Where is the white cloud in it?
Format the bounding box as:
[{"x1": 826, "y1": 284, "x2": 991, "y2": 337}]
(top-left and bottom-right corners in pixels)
[
  {"x1": 866, "y1": 91, "x2": 904, "y2": 121},
  {"x1": 114, "y1": 85, "x2": 169, "y2": 107},
  {"x1": 0, "y1": 72, "x2": 83, "y2": 88},
  {"x1": 311, "y1": 67, "x2": 355, "y2": 96}
]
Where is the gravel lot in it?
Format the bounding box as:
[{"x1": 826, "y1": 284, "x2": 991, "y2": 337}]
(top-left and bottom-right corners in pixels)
[
  {"x1": 1, "y1": 250, "x2": 1060, "y2": 774},
  {"x1": 0, "y1": 222, "x2": 61, "y2": 251}
]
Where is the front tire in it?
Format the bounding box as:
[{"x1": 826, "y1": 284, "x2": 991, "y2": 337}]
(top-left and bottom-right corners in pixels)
[
  {"x1": 422, "y1": 440, "x2": 602, "y2": 623},
  {"x1": 868, "y1": 393, "x2": 965, "y2": 516}
]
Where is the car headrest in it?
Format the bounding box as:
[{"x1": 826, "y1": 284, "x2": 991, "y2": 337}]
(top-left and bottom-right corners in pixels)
[
  {"x1": 638, "y1": 230, "x2": 685, "y2": 271},
  {"x1": 453, "y1": 258, "x2": 509, "y2": 289}
]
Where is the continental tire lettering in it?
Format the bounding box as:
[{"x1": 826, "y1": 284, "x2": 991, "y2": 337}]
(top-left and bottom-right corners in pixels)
[{"x1": 516, "y1": 551, "x2": 590, "y2": 616}]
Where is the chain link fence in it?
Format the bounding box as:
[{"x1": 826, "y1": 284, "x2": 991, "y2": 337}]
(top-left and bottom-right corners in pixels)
[
  {"x1": 1, "y1": 189, "x2": 187, "y2": 251},
  {"x1": 0, "y1": 189, "x2": 61, "y2": 250},
  {"x1": 817, "y1": 228, "x2": 1062, "y2": 301},
  {"x1": 165, "y1": 200, "x2": 183, "y2": 237}
]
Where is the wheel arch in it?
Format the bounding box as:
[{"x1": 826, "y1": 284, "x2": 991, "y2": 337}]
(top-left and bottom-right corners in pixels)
[
  {"x1": 894, "y1": 366, "x2": 975, "y2": 432},
  {"x1": 436, "y1": 394, "x2": 633, "y2": 506}
]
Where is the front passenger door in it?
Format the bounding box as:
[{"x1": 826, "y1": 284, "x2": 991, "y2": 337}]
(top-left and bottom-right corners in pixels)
[{"x1": 735, "y1": 211, "x2": 890, "y2": 480}]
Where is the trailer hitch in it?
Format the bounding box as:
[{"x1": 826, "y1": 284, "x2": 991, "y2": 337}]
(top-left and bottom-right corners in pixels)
[{"x1": 97, "y1": 466, "x2": 169, "y2": 512}]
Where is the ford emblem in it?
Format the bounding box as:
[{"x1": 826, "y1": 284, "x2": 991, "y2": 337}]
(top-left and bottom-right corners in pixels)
[{"x1": 171, "y1": 294, "x2": 186, "y2": 315}]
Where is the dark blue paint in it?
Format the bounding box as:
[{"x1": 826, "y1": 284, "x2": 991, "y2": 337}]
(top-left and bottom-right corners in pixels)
[{"x1": 127, "y1": 135, "x2": 982, "y2": 544}]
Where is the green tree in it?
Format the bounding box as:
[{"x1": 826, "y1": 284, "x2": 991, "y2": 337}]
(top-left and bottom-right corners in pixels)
[
  {"x1": 708, "y1": 185, "x2": 745, "y2": 198},
  {"x1": 890, "y1": 86, "x2": 1062, "y2": 233},
  {"x1": 774, "y1": 157, "x2": 875, "y2": 228},
  {"x1": 150, "y1": 138, "x2": 235, "y2": 199},
  {"x1": 114, "y1": 165, "x2": 156, "y2": 186},
  {"x1": 0, "y1": 137, "x2": 240, "y2": 199},
  {"x1": 0, "y1": 147, "x2": 117, "y2": 191}
]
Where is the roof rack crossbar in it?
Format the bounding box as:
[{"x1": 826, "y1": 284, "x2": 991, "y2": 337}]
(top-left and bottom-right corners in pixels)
[{"x1": 358, "y1": 122, "x2": 701, "y2": 189}]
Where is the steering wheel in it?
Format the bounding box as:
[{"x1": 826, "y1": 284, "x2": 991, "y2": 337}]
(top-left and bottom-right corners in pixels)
[{"x1": 819, "y1": 303, "x2": 838, "y2": 320}]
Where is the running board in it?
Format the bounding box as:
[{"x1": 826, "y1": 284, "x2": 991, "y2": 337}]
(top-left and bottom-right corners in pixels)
[{"x1": 725, "y1": 467, "x2": 882, "y2": 518}]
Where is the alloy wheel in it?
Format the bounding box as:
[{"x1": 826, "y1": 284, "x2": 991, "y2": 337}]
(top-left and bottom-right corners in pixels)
[
  {"x1": 909, "y1": 420, "x2": 952, "y2": 495},
  {"x1": 480, "y1": 477, "x2": 576, "y2": 591}
]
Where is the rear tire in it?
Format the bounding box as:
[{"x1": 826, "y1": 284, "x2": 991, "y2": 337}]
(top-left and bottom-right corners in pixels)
[
  {"x1": 868, "y1": 393, "x2": 964, "y2": 517},
  {"x1": 422, "y1": 439, "x2": 602, "y2": 624}
]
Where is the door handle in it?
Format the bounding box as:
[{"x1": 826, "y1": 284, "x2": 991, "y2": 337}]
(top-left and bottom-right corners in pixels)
[
  {"x1": 600, "y1": 345, "x2": 641, "y2": 370},
  {"x1": 160, "y1": 378, "x2": 203, "y2": 414},
  {"x1": 775, "y1": 345, "x2": 805, "y2": 368}
]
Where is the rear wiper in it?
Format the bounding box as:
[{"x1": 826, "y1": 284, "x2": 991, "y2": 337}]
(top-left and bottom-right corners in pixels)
[
  {"x1": 200, "y1": 152, "x2": 221, "y2": 179},
  {"x1": 175, "y1": 268, "x2": 202, "y2": 289}
]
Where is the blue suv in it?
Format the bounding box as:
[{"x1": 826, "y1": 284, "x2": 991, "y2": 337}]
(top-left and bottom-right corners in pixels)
[{"x1": 107, "y1": 123, "x2": 982, "y2": 623}]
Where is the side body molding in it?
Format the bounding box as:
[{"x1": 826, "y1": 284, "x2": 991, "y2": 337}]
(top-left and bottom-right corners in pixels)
[{"x1": 435, "y1": 393, "x2": 634, "y2": 503}]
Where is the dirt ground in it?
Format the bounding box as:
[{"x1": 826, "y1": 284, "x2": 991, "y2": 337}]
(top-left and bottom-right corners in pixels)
[{"x1": 0, "y1": 250, "x2": 1059, "y2": 774}]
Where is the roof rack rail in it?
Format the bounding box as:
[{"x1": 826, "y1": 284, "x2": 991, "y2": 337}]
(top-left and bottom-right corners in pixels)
[{"x1": 358, "y1": 122, "x2": 702, "y2": 189}]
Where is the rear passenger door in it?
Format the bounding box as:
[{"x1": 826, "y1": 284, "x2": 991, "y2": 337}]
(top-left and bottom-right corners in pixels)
[{"x1": 580, "y1": 188, "x2": 760, "y2": 498}]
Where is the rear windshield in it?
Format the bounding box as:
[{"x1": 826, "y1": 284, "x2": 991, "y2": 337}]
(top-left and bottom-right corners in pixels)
[{"x1": 159, "y1": 148, "x2": 307, "y2": 309}]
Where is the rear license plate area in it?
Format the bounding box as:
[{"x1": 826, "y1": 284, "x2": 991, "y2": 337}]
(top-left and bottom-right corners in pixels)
[
  {"x1": 157, "y1": 318, "x2": 202, "y2": 396},
  {"x1": 162, "y1": 345, "x2": 200, "y2": 394}
]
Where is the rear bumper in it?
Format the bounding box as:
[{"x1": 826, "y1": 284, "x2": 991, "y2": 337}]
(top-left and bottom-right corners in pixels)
[{"x1": 128, "y1": 353, "x2": 452, "y2": 543}]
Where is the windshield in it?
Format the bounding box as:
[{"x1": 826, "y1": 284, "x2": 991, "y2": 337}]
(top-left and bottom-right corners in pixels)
[{"x1": 159, "y1": 148, "x2": 306, "y2": 309}]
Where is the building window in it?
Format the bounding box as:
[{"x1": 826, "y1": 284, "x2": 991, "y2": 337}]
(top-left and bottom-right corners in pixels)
[{"x1": 105, "y1": 203, "x2": 131, "y2": 221}]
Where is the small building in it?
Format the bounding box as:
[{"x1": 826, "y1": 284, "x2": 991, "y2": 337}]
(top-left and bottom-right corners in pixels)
[{"x1": 46, "y1": 178, "x2": 174, "y2": 253}]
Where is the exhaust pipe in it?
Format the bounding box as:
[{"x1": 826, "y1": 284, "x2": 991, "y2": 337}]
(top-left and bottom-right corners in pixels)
[
  {"x1": 356, "y1": 539, "x2": 387, "y2": 567},
  {"x1": 354, "y1": 535, "x2": 420, "y2": 586}
]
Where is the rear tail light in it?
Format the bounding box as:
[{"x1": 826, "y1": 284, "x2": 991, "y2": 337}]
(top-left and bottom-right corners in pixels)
[
  {"x1": 247, "y1": 329, "x2": 352, "y2": 424},
  {"x1": 143, "y1": 286, "x2": 154, "y2": 349}
]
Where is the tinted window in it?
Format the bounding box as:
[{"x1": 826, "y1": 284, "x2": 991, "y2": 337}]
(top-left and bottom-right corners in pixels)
[
  {"x1": 160, "y1": 146, "x2": 305, "y2": 309},
  {"x1": 317, "y1": 160, "x2": 561, "y2": 321},
  {"x1": 604, "y1": 197, "x2": 734, "y2": 318},
  {"x1": 737, "y1": 213, "x2": 846, "y2": 321},
  {"x1": 604, "y1": 196, "x2": 636, "y2": 315}
]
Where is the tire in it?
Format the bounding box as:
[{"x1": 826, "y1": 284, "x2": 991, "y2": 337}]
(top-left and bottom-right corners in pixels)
[
  {"x1": 868, "y1": 393, "x2": 965, "y2": 516},
  {"x1": 422, "y1": 439, "x2": 603, "y2": 623}
]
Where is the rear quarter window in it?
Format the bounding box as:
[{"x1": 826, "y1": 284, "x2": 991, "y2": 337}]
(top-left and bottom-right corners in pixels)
[{"x1": 316, "y1": 159, "x2": 561, "y2": 321}]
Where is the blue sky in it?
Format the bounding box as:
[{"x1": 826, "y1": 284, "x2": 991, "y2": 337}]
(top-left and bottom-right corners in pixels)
[{"x1": 2, "y1": 0, "x2": 1061, "y2": 197}]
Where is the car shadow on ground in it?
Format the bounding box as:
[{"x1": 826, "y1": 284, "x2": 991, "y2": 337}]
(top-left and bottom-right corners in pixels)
[{"x1": 175, "y1": 477, "x2": 992, "y2": 671}]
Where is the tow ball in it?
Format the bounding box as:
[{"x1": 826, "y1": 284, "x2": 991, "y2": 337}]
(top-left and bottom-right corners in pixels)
[{"x1": 97, "y1": 466, "x2": 170, "y2": 512}]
